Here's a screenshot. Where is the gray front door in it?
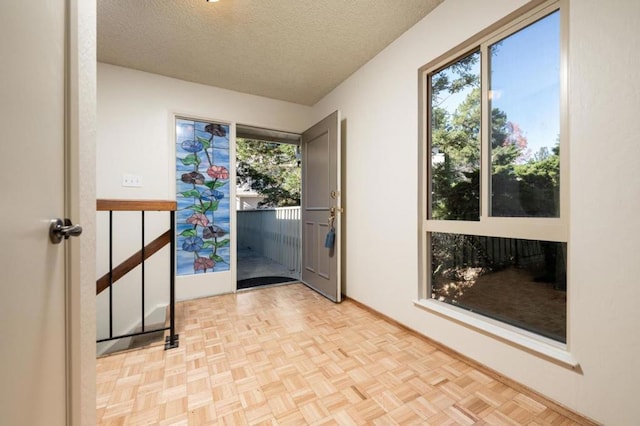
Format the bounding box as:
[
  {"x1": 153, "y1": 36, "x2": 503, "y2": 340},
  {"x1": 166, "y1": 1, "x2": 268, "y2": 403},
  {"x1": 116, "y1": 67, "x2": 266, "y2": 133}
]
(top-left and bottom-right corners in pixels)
[{"x1": 301, "y1": 111, "x2": 342, "y2": 302}]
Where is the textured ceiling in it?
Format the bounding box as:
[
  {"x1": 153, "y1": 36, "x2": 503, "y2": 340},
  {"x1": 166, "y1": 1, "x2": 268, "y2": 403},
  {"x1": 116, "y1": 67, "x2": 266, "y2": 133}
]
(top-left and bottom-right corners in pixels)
[{"x1": 98, "y1": 0, "x2": 443, "y2": 105}]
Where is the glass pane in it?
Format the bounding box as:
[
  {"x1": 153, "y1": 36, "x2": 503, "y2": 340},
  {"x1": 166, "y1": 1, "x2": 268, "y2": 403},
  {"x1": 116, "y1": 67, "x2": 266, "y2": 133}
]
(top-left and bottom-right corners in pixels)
[
  {"x1": 430, "y1": 232, "x2": 566, "y2": 342},
  {"x1": 489, "y1": 11, "x2": 561, "y2": 217},
  {"x1": 176, "y1": 118, "x2": 231, "y2": 275},
  {"x1": 429, "y1": 51, "x2": 480, "y2": 221}
]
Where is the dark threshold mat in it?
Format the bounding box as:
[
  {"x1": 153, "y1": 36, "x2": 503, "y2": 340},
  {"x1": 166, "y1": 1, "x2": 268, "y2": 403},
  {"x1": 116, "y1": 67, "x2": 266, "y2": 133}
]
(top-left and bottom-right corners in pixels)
[{"x1": 237, "y1": 276, "x2": 298, "y2": 290}]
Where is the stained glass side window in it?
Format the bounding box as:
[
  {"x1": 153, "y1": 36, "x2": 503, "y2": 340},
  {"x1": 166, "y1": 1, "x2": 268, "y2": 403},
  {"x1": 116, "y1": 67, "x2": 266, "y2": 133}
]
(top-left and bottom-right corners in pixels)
[{"x1": 176, "y1": 118, "x2": 231, "y2": 275}]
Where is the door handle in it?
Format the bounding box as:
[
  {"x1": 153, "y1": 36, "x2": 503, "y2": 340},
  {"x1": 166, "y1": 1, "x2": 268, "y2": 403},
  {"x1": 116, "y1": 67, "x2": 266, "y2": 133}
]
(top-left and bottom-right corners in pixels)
[{"x1": 49, "y1": 218, "x2": 83, "y2": 244}]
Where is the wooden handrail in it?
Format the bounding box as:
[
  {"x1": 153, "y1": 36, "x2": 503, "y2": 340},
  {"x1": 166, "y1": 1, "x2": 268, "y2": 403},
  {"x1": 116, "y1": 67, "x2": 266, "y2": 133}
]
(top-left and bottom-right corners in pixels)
[
  {"x1": 97, "y1": 199, "x2": 177, "y2": 212},
  {"x1": 96, "y1": 230, "x2": 171, "y2": 295}
]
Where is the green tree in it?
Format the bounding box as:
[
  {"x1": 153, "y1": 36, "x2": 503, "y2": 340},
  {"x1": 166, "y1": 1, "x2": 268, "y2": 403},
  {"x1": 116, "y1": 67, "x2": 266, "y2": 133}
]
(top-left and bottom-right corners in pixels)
[
  {"x1": 431, "y1": 52, "x2": 482, "y2": 220},
  {"x1": 431, "y1": 57, "x2": 559, "y2": 219},
  {"x1": 512, "y1": 143, "x2": 560, "y2": 216},
  {"x1": 236, "y1": 139, "x2": 301, "y2": 207},
  {"x1": 432, "y1": 86, "x2": 481, "y2": 220}
]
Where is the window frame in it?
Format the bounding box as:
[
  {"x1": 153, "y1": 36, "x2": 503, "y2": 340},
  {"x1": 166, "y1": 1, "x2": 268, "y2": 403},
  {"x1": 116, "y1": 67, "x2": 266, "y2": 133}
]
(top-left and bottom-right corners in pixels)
[{"x1": 417, "y1": 0, "x2": 573, "y2": 362}]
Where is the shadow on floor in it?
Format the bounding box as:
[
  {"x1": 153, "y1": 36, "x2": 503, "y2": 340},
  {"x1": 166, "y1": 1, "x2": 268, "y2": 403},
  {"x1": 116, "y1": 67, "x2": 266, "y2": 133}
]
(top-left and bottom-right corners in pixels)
[
  {"x1": 237, "y1": 247, "x2": 300, "y2": 282},
  {"x1": 237, "y1": 276, "x2": 298, "y2": 290}
]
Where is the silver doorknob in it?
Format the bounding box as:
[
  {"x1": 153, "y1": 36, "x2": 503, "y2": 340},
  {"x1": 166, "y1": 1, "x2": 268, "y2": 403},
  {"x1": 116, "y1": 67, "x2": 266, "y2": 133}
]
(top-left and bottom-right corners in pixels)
[{"x1": 49, "y1": 218, "x2": 83, "y2": 244}]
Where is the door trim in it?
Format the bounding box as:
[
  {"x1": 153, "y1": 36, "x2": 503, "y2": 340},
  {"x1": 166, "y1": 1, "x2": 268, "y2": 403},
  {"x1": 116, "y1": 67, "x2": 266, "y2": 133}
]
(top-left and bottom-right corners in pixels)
[
  {"x1": 169, "y1": 112, "x2": 238, "y2": 299},
  {"x1": 65, "y1": 0, "x2": 97, "y2": 424}
]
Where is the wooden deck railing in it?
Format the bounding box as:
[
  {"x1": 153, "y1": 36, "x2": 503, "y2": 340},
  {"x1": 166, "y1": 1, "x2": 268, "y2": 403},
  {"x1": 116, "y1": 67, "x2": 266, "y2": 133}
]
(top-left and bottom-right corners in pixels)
[{"x1": 96, "y1": 199, "x2": 179, "y2": 350}]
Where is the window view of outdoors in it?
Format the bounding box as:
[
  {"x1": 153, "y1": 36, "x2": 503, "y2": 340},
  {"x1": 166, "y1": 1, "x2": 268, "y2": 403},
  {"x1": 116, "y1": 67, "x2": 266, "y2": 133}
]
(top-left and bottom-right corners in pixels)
[
  {"x1": 430, "y1": 51, "x2": 481, "y2": 221},
  {"x1": 490, "y1": 11, "x2": 560, "y2": 217},
  {"x1": 431, "y1": 233, "x2": 566, "y2": 342},
  {"x1": 427, "y1": 10, "x2": 565, "y2": 342},
  {"x1": 235, "y1": 139, "x2": 302, "y2": 288},
  {"x1": 236, "y1": 139, "x2": 301, "y2": 207}
]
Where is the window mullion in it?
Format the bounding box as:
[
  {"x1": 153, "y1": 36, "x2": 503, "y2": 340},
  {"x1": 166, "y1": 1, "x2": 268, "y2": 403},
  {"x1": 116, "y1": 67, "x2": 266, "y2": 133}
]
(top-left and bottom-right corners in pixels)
[
  {"x1": 480, "y1": 44, "x2": 490, "y2": 220},
  {"x1": 559, "y1": 0, "x2": 569, "y2": 225}
]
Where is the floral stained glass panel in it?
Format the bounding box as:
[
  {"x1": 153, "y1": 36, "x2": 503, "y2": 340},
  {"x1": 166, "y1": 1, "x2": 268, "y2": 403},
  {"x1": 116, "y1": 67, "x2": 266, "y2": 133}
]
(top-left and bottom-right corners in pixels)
[{"x1": 176, "y1": 118, "x2": 230, "y2": 275}]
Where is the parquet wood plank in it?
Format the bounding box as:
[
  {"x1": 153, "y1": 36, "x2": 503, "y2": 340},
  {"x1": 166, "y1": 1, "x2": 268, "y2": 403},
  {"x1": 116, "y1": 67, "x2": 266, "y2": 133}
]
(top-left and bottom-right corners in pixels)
[{"x1": 96, "y1": 284, "x2": 596, "y2": 425}]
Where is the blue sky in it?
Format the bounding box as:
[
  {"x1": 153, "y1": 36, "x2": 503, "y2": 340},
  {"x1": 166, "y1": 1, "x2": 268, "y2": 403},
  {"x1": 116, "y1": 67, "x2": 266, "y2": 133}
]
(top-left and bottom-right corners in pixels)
[{"x1": 490, "y1": 11, "x2": 560, "y2": 154}]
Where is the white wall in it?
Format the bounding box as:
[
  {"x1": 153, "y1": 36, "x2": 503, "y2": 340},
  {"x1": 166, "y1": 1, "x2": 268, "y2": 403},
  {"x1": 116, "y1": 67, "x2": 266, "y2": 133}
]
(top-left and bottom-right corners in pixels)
[
  {"x1": 236, "y1": 193, "x2": 265, "y2": 211},
  {"x1": 97, "y1": 64, "x2": 313, "y2": 200},
  {"x1": 312, "y1": 0, "x2": 640, "y2": 424},
  {"x1": 97, "y1": 63, "x2": 312, "y2": 336}
]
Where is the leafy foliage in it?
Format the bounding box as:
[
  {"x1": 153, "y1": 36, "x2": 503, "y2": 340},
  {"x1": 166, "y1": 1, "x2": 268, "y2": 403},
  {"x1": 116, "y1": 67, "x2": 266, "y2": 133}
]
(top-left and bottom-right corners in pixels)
[{"x1": 236, "y1": 139, "x2": 301, "y2": 207}]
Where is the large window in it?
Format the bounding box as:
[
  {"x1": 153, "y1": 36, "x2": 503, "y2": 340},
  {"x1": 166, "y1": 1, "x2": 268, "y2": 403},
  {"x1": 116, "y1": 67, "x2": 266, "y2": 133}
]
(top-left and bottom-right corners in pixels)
[{"x1": 420, "y1": 1, "x2": 567, "y2": 343}]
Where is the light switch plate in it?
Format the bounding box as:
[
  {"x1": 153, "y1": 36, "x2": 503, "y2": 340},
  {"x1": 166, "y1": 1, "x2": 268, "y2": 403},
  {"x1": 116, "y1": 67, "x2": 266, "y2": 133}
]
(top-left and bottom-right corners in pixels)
[{"x1": 122, "y1": 173, "x2": 142, "y2": 187}]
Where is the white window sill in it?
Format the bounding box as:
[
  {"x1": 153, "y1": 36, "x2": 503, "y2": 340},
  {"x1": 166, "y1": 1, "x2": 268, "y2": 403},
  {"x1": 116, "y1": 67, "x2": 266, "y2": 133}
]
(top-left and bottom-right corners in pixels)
[{"x1": 413, "y1": 299, "x2": 579, "y2": 369}]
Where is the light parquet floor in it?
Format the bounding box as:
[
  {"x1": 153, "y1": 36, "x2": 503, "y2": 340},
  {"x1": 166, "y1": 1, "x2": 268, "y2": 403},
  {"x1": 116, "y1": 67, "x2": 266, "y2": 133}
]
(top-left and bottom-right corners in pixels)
[{"x1": 96, "y1": 284, "x2": 593, "y2": 425}]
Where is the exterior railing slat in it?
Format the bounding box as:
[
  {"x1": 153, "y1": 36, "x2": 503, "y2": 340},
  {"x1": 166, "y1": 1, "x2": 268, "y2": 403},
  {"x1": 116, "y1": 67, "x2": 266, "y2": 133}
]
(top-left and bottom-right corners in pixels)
[{"x1": 238, "y1": 207, "x2": 301, "y2": 275}]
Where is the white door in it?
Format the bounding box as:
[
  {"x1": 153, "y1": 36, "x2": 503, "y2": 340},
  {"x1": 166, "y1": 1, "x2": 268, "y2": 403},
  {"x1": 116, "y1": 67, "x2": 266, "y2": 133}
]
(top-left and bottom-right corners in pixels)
[
  {"x1": 0, "y1": 1, "x2": 70, "y2": 424},
  {"x1": 301, "y1": 111, "x2": 342, "y2": 302}
]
